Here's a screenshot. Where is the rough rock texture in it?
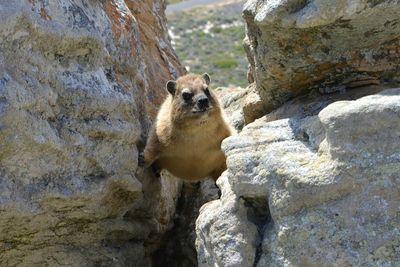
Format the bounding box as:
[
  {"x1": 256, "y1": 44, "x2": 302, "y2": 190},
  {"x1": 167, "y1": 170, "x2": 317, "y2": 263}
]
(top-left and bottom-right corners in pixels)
[
  {"x1": 0, "y1": 1, "x2": 184, "y2": 266},
  {"x1": 154, "y1": 180, "x2": 219, "y2": 267},
  {"x1": 243, "y1": 0, "x2": 400, "y2": 121},
  {"x1": 215, "y1": 86, "x2": 248, "y2": 131},
  {"x1": 263, "y1": 84, "x2": 390, "y2": 123},
  {"x1": 196, "y1": 174, "x2": 259, "y2": 267},
  {"x1": 196, "y1": 88, "x2": 400, "y2": 266}
]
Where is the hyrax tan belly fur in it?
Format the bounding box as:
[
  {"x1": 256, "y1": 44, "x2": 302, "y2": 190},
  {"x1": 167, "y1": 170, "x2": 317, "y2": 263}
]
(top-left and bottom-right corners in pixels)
[{"x1": 143, "y1": 73, "x2": 235, "y2": 181}]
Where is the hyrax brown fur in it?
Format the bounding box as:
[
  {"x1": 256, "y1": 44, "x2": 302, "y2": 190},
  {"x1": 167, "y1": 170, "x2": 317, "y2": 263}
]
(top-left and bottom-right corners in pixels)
[{"x1": 143, "y1": 73, "x2": 235, "y2": 181}]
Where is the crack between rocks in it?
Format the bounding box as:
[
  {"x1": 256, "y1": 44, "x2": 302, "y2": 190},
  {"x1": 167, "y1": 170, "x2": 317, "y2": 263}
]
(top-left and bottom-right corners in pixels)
[{"x1": 242, "y1": 196, "x2": 271, "y2": 267}]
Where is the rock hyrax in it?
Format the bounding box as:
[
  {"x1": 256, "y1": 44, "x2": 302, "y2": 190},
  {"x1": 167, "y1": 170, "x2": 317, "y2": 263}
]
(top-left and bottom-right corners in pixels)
[{"x1": 143, "y1": 73, "x2": 235, "y2": 181}]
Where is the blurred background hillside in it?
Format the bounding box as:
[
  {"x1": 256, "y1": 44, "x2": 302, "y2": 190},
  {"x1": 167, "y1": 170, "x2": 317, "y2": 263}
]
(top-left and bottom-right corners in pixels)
[{"x1": 166, "y1": 0, "x2": 247, "y2": 88}]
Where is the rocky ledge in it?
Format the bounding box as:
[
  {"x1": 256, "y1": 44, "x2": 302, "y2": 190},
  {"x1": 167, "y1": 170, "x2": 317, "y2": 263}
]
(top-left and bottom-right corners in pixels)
[
  {"x1": 196, "y1": 88, "x2": 400, "y2": 266},
  {"x1": 242, "y1": 0, "x2": 400, "y2": 122}
]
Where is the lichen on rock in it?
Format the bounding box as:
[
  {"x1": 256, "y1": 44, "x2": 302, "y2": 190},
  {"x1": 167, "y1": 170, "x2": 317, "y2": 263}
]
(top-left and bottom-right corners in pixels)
[
  {"x1": 1, "y1": 0, "x2": 400, "y2": 266},
  {"x1": 242, "y1": 0, "x2": 400, "y2": 121},
  {"x1": 0, "y1": 0, "x2": 184, "y2": 266}
]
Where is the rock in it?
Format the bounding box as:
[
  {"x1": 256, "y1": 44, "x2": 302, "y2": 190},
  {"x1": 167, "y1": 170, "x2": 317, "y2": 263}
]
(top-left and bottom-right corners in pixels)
[
  {"x1": 242, "y1": 85, "x2": 267, "y2": 125},
  {"x1": 215, "y1": 86, "x2": 248, "y2": 131},
  {"x1": 264, "y1": 84, "x2": 389, "y2": 123},
  {"x1": 318, "y1": 89, "x2": 400, "y2": 163},
  {"x1": 0, "y1": 1, "x2": 184, "y2": 266},
  {"x1": 243, "y1": 0, "x2": 400, "y2": 122},
  {"x1": 154, "y1": 179, "x2": 219, "y2": 267},
  {"x1": 196, "y1": 88, "x2": 400, "y2": 266},
  {"x1": 196, "y1": 174, "x2": 258, "y2": 267}
]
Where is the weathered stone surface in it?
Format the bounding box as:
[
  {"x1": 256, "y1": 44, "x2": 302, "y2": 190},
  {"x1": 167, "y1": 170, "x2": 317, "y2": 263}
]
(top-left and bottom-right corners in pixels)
[
  {"x1": 196, "y1": 174, "x2": 258, "y2": 267},
  {"x1": 196, "y1": 88, "x2": 400, "y2": 266},
  {"x1": 243, "y1": 0, "x2": 400, "y2": 121},
  {"x1": 154, "y1": 179, "x2": 219, "y2": 267},
  {"x1": 215, "y1": 86, "x2": 248, "y2": 131},
  {"x1": 264, "y1": 84, "x2": 389, "y2": 123},
  {"x1": 0, "y1": 1, "x2": 183, "y2": 266}
]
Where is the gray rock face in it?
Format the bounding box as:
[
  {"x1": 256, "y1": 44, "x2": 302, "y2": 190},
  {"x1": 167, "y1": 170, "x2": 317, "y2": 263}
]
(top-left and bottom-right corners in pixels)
[
  {"x1": 242, "y1": 0, "x2": 400, "y2": 121},
  {"x1": 0, "y1": 1, "x2": 183, "y2": 266},
  {"x1": 196, "y1": 174, "x2": 258, "y2": 267},
  {"x1": 196, "y1": 88, "x2": 400, "y2": 266}
]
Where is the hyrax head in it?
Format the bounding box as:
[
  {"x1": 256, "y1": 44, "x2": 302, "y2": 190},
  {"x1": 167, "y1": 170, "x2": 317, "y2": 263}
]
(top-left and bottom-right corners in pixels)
[{"x1": 166, "y1": 73, "x2": 219, "y2": 119}]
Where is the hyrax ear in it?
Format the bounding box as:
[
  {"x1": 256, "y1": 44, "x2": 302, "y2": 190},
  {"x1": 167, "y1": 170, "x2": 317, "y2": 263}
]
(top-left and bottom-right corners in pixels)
[
  {"x1": 166, "y1": 80, "x2": 176, "y2": 95},
  {"x1": 202, "y1": 73, "x2": 211, "y2": 85}
]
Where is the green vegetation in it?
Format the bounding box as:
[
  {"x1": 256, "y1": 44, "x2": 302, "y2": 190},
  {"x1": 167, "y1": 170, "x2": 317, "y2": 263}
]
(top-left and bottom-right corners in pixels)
[
  {"x1": 167, "y1": 2, "x2": 248, "y2": 88},
  {"x1": 210, "y1": 27, "x2": 222, "y2": 34},
  {"x1": 166, "y1": 0, "x2": 185, "y2": 4},
  {"x1": 211, "y1": 55, "x2": 238, "y2": 69}
]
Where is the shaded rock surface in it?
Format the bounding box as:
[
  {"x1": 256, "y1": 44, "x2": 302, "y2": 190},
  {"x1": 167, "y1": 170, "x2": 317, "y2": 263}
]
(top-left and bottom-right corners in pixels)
[
  {"x1": 263, "y1": 84, "x2": 391, "y2": 123},
  {"x1": 154, "y1": 179, "x2": 219, "y2": 267},
  {"x1": 196, "y1": 88, "x2": 400, "y2": 266},
  {"x1": 0, "y1": 0, "x2": 184, "y2": 266},
  {"x1": 242, "y1": 0, "x2": 400, "y2": 121}
]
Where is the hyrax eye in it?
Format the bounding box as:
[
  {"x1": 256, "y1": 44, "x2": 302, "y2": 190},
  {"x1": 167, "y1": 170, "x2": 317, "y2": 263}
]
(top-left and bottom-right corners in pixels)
[{"x1": 182, "y1": 92, "x2": 193, "y2": 101}]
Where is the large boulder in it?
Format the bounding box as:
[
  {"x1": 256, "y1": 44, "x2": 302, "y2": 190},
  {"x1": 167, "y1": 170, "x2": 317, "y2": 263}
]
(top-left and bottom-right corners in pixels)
[
  {"x1": 243, "y1": 0, "x2": 400, "y2": 122},
  {"x1": 196, "y1": 88, "x2": 400, "y2": 266},
  {"x1": 0, "y1": 1, "x2": 183, "y2": 266}
]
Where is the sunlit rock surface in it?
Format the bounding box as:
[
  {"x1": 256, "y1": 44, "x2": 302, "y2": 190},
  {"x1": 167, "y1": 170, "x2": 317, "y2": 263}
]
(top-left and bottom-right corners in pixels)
[
  {"x1": 242, "y1": 0, "x2": 400, "y2": 121},
  {"x1": 0, "y1": 1, "x2": 184, "y2": 266},
  {"x1": 196, "y1": 88, "x2": 400, "y2": 266}
]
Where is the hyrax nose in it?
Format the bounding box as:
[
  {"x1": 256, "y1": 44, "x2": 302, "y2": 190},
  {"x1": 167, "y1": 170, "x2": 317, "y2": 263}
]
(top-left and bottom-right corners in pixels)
[{"x1": 198, "y1": 96, "x2": 209, "y2": 109}]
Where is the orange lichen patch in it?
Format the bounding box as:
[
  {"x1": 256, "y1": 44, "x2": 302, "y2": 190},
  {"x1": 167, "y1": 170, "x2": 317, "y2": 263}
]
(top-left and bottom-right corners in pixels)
[
  {"x1": 290, "y1": 72, "x2": 312, "y2": 89},
  {"x1": 113, "y1": 0, "x2": 184, "y2": 120},
  {"x1": 293, "y1": 44, "x2": 307, "y2": 54},
  {"x1": 27, "y1": 0, "x2": 52, "y2": 20},
  {"x1": 313, "y1": 62, "x2": 345, "y2": 78},
  {"x1": 40, "y1": 7, "x2": 52, "y2": 21},
  {"x1": 126, "y1": 0, "x2": 160, "y2": 47},
  {"x1": 268, "y1": 63, "x2": 288, "y2": 81},
  {"x1": 317, "y1": 62, "x2": 338, "y2": 73},
  {"x1": 305, "y1": 56, "x2": 317, "y2": 64},
  {"x1": 299, "y1": 32, "x2": 314, "y2": 46},
  {"x1": 105, "y1": 0, "x2": 134, "y2": 39},
  {"x1": 114, "y1": 74, "x2": 130, "y2": 94}
]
